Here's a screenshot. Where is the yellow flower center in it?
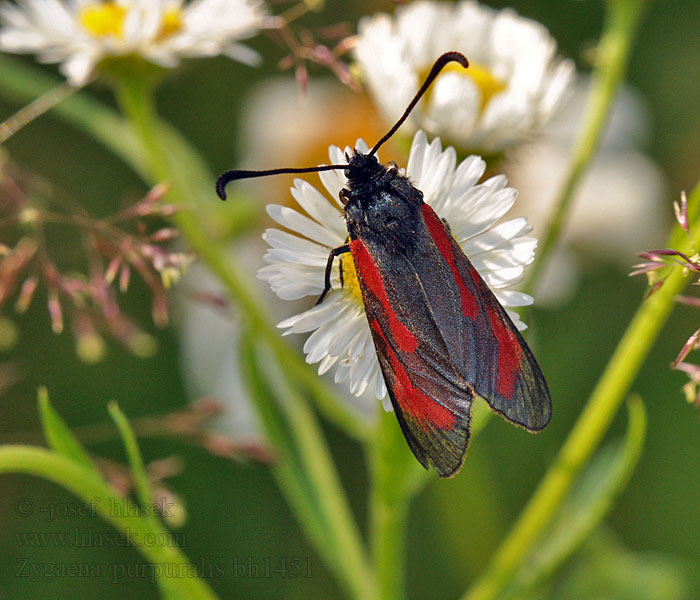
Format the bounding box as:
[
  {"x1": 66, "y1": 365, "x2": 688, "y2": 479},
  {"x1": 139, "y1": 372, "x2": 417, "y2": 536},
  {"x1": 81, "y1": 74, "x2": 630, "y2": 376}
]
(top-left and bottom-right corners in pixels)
[
  {"x1": 424, "y1": 61, "x2": 506, "y2": 113},
  {"x1": 339, "y1": 252, "x2": 364, "y2": 304},
  {"x1": 79, "y1": 3, "x2": 183, "y2": 41},
  {"x1": 158, "y1": 8, "x2": 183, "y2": 39},
  {"x1": 79, "y1": 2, "x2": 127, "y2": 39}
]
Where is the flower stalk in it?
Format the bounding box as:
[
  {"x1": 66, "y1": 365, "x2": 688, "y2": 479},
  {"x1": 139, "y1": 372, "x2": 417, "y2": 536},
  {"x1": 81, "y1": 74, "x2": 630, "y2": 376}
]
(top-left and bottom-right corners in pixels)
[
  {"x1": 369, "y1": 410, "x2": 430, "y2": 600},
  {"x1": 523, "y1": 0, "x2": 648, "y2": 298}
]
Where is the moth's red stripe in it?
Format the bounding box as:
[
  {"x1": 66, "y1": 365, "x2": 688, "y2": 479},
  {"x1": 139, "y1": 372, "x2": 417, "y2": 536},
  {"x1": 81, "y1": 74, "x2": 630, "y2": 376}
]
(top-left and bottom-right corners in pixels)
[
  {"x1": 486, "y1": 306, "x2": 523, "y2": 398},
  {"x1": 371, "y1": 320, "x2": 455, "y2": 430},
  {"x1": 420, "y1": 204, "x2": 478, "y2": 319},
  {"x1": 350, "y1": 238, "x2": 418, "y2": 352}
]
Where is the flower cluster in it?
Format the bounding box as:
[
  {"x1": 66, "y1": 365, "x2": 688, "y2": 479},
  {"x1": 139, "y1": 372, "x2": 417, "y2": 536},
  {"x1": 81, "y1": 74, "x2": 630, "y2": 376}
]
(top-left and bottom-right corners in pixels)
[
  {"x1": 0, "y1": 0, "x2": 266, "y2": 85},
  {"x1": 0, "y1": 164, "x2": 192, "y2": 361},
  {"x1": 630, "y1": 192, "x2": 698, "y2": 295},
  {"x1": 273, "y1": 18, "x2": 357, "y2": 93},
  {"x1": 631, "y1": 191, "x2": 700, "y2": 408}
]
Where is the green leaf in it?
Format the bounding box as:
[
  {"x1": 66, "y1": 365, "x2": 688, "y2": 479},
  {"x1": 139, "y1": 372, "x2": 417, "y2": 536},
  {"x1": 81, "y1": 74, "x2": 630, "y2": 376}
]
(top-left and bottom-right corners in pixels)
[
  {"x1": 108, "y1": 402, "x2": 190, "y2": 600},
  {"x1": 107, "y1": 401, "x2": 155, "y2": 513},
  {"x1": 506, "y1": 396, "x2": 647, "y2": 597},
  {"x1": 37, "y1": 386, "x2": 99, "y2": 475}
]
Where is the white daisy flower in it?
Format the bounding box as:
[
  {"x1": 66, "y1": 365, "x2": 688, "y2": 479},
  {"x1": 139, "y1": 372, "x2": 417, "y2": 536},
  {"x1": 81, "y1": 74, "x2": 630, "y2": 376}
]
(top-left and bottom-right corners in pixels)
[
  {"x1": 353, "y1": 0, "x2": 574, "y2": 155},
  {"x1": 259, "y1": 130, "x2": 537, "y2": 410},
  {"x1": 0, "y1": 0, "x2": 266, "y2": 86}
]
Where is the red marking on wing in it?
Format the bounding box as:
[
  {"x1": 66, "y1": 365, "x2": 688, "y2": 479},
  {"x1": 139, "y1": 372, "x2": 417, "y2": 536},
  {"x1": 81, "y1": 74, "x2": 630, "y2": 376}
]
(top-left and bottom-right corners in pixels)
[
  {"x1": 371, "y1": 320, "x2": 456, "y2": 430},
  {"x1": 486, "y1": 306, "x2": 523, "y2": 398},
  {"x1": 351, "y1": 238, "x2": 418, "y2": 352},
  {"x1": 421, "y1": 204, "x2": 478, "y2": 319}
]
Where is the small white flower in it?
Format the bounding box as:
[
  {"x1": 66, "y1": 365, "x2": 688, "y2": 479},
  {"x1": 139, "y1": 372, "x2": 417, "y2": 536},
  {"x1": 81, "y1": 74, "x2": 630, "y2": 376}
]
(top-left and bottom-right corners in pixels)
[
  {"x1": 0, "y1": 0, "x2": 266, "y2": 85},
  {"x1": 353, "y1": 0, "x2": 574, "y2": 154},
  {"x1": 259, "y1": 130, "x2": 537, "y2": 409}
]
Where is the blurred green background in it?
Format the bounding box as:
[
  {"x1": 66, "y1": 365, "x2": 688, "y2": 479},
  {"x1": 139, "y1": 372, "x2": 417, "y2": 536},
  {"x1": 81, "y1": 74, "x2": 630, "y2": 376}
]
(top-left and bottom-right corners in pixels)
[{"x1": 1, "y1": 1, "x2": 699, "y2": 598}]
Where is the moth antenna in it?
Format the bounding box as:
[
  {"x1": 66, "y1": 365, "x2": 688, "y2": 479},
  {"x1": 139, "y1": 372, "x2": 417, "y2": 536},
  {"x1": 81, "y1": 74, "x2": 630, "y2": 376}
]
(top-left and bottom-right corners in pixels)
[
  {"x1": 216, "y1": 51, "x2": 468, "y2": 200},
  {"x1": 368, "y1": 51, "x2": 469, "y2": 157},
  {"x1": 216, "y1": 164, "x2": 347, "y2": 200}
]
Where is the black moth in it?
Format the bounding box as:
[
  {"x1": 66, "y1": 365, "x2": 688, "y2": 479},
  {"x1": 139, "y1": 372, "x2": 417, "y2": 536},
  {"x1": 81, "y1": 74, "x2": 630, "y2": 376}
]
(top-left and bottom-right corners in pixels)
[{"x1": 217, "y1": 52, "x2": 551, "y2": 477}]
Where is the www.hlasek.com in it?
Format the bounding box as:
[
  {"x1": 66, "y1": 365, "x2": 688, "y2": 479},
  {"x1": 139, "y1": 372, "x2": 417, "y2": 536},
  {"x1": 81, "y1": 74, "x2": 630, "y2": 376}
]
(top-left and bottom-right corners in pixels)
[{"x1": 15, "y1": 527, "x2": 186, "y2": 548}]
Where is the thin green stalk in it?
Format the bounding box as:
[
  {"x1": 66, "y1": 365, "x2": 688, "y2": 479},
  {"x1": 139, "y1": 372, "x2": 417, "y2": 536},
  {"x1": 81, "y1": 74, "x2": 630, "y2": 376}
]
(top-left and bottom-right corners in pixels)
[
  {"x1": 369, "y1": 410, "x2": 430, "y2": 600},
  {"x1": 0, "y1": 446, "x2": 217, "y2": 600},
  {"x1": 240, "y1": 334, "x2": 376, "y2": 600},
  {"x1": 463, "y1": 179, "x2": 700, "y2": 600},
  {"x1": 279, "y1": 367, "x2": 377, "y2": 600},
  {"x1": 523, "y1": 0, "x2": 647, "y2": 299},
  {"x1": 111, "y1": 76, "x2": 368, "y2": 442},
  {"x1": 370, "y1": 412, "x2": 409, "y2": 600},
  {"x1": 505, "y1": 396, "x2": 647, "y2": 596},
  {"x1": 372, "y1": 494, "x2": 409, "y2": 600},
  {"x1": 0, "y1": 80, "x2": 79, "y2": 143}
]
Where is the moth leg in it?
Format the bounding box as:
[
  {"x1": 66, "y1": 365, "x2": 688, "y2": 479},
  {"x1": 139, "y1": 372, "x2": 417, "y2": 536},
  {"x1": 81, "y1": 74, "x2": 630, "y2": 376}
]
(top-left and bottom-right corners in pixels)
[{"x1": 316, "y1": 244, "x2": 351, "y2": 305}]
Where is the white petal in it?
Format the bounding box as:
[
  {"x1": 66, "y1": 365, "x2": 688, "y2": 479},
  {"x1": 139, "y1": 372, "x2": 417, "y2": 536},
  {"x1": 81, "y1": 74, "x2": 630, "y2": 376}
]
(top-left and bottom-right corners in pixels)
[
  {"x1": 353, "y1": 1, "x2": 574, "y2": 153},
  {"x1": 460, "y1": 217, "x2": 532, "y2": 254},
  {"x1": 290, "y1": 179, "x2": 347, "y2": 238},
  {"x1": 263, "y1": 228, "x2": 330, "y2": 263},
  {"x1": 266, "y1": 204, "x2": 343, "y2": 248},
  {"x1": 494, "y1": 290, "x2": 533, "y2": 308},
  {"x1": 278, "y1": 296, "x2": 347, "y2": 333},
  {"x1": 450, "y1": 183, "x2": 517, "y2": 240}
]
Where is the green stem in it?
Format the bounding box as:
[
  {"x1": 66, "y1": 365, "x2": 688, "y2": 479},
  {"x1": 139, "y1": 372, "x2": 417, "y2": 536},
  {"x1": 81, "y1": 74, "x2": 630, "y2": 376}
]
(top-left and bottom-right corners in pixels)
[
  {"x1": 111, "y1": 76, "x2": 368, "y2": 441},
  {"x1": 0, "y1": 445, "x2": 217, "y2": 600},
  {"x1": 523, "y1": 0, "x2": 647, "y2": 299},
  {"x1": 369, "y1": 410, "x2": 430, "y2": 600},
  {"x1": 240, "y1": 334, "x2": 376, "y2": 600},
  {"x1": 282, "y1": 373, "x2": 377, "y2": 600},
  {"x1": 463, "y1": 178, "x2": 700, "y2": 600},
  {"x1": 372, "y1": 493, "x2": 409, "y2": 600}
]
